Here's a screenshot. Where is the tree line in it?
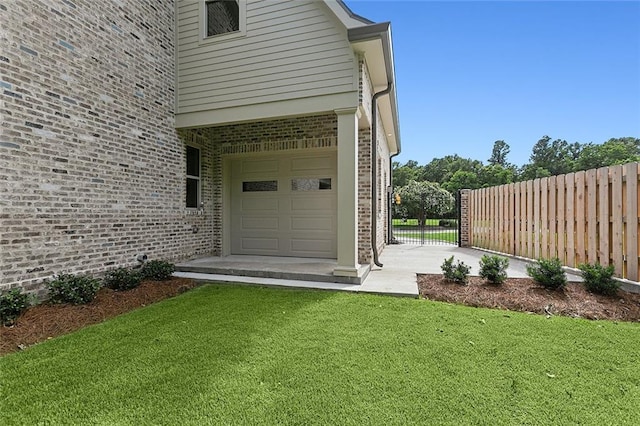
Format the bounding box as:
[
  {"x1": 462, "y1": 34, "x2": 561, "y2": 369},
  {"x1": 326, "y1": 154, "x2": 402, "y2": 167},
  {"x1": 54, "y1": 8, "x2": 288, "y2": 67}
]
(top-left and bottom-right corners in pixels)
[
  {"x1": 391, "y1": 136, "x2": 639, "y2": 222},
  {"x1": 393, "y1": 136, "x2": 640, "y2": 194}
]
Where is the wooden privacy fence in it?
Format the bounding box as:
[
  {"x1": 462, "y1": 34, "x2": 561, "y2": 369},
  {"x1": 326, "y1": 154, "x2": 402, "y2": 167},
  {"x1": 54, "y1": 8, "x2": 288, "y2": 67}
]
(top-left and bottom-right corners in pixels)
[{"x1": 467, "y1": 163, "x2": 640, "y2": 282}]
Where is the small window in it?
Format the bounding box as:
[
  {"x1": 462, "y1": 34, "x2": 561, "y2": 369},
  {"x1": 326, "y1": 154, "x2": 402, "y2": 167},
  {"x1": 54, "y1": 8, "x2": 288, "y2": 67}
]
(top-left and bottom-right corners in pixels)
[
  {"x1": 291, "y1": 178, "x2": 332, "y2": 191},
  {"x1": 243, "y1": 180, "x2": 277, "y2": 192},
  {"x1": 186, "y1": 146, "x2": 200, "y2": 208},
  {"x1": 206, "y1": 0, "x2": 239, "y2": 37}
]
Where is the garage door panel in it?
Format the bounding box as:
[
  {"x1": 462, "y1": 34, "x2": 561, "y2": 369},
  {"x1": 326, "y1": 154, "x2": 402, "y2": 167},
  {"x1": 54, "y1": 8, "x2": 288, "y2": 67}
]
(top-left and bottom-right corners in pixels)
[
  {"x1": 290, "y1": 239, "x2": 334, "y2": 256},
  {"x1": 290, "y1": 216, "x2": 333, "y2": 232},
  {"x1": 290, "y1": 197, "x2": 334, "y2": 212},
  {"x1": 241, "y1": 237, "x2": 279, "y2": 251},
  {"x1": 242, "y1": 216, "x2": 279, "y2": 230},
  {"x1": 241, "y1": 198, "x2": 278, "y2": 211}
]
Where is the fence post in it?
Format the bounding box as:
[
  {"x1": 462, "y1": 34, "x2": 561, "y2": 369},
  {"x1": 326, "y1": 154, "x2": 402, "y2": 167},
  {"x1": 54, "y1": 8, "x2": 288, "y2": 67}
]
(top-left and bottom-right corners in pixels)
[{"x1": 459, "y1": 189, "x2": 471, "y2": 247}]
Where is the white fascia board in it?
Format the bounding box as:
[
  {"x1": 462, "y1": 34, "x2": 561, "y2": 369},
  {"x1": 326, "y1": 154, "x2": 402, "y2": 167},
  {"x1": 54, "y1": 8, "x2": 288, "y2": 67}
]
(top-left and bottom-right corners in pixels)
[
  {"x1": 348, "y1": 23, "x2": 401, "y2": 154},
  {"x1": 323, "y1": 0, "x2": 372, "y2": 28},
  {"x1": 175, "y1": 92, "x2": 359, "y2": 129}
]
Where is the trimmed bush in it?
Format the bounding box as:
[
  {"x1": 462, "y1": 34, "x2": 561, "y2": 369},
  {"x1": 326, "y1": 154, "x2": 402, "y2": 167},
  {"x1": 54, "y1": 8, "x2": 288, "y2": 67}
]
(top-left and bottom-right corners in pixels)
[
  {"x1": 479, "y1": 255, "x2": 509, "y2": 285},
  {"x1": 104, "y1": 268, "x2": 142, "y2": 291},
  {"x1": 141, "y1": 260, "x2": 175, "y2": 281},
  {"x1": 0, "y1": 288, "x2": 30, "y2": 326},
  {"x1": 441, "y1": 256, "x2": 471, "y2": 285},
  {"x1": 47, "y1": 274, "x2": 101, "y2": 304},
  {"x1": 526, "y1": 258, "x2": 567, "y2": 290},
  {"x1": 578, "y1": 263, "x2": 620, "y2": 296}
]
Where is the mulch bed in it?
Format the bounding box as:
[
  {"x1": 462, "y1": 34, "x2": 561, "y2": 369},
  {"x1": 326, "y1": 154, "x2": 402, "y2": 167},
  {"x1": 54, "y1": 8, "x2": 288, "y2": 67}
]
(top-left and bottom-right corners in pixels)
[
  {"x1": 0, "y1": 278, "x2": 197, "y2": 356},
  {"x1": 5, "y1": 275, "x2": 639, "y2": 356},
  {"x1": 418, "y1": 274, "x2": 640, "y2": 322}
]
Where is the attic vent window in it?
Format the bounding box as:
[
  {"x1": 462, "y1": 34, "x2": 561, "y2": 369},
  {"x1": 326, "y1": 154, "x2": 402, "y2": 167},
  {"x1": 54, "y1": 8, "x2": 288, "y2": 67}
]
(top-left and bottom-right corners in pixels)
[{"x1": 206, "y1": 0, "x2": 239, "y2": 37}]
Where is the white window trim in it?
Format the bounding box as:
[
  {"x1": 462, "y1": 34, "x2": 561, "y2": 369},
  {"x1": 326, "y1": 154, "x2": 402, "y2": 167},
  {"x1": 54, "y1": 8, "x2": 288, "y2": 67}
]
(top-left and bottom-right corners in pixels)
[
  {"x1": 186, "y1": 145, "x2": 201, "y2": 210},
  {"x1": 199, "y1": 0, "x2": 247, "y2": 45}
]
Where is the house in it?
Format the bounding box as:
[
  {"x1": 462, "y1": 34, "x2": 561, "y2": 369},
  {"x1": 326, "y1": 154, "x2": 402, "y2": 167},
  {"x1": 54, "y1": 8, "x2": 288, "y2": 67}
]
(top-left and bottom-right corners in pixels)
[{"x1": 0, "y1": 0, "x2": 400, "y2": 294}]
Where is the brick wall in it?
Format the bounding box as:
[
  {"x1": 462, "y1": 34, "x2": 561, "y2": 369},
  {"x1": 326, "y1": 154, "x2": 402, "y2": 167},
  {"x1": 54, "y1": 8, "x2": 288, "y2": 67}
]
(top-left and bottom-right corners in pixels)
[
  {"x1": 0, "y1": 1, "x2": 391, "y2": 294},
  {"x1": 0, "y1": 0, "x2": 214, "y2": 295},
  {"x1": 358, "y1": 61, "x2": 392, "y2": 263},
  {"x1": 375, "y1": 109, "x2": 391, "y2": 251},
  {"x1": 358, "y1": 128, "x2": 372, "y2": 264}
]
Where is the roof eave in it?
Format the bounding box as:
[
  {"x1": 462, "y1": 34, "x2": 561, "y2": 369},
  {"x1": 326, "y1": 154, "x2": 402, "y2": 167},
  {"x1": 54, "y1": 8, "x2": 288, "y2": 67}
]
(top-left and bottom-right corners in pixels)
[
  {"x1": 348, "y1": 23, "x2": 401, "y2": 154},
  {"x1": 322, "y1": 0, "x2": 372, "y2": 29},
  {"x1": 335, "y1": 0, "x2": 374, "y2": 25}
]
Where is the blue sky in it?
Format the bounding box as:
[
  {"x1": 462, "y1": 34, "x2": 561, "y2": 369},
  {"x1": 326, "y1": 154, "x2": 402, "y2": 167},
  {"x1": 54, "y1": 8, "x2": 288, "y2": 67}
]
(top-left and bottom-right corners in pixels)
[{"x1": 345, "y1": 0, "x2": 640, "y2": 167}]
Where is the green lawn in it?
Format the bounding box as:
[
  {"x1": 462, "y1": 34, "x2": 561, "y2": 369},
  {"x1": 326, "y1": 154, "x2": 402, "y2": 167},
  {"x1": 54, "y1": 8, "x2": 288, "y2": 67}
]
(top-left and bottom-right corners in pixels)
[
  {"x1": 393, "y1": 218, "x2": 441, "y2": 226},
  {"x1": 392, "y1": 218, "x2": 458, "y2": 227},
  {"x1": 2, "y1": 285, "x2": 639, "y2": 424},
  {"x1": 396, "y1": 230, "x2": 458, "y2": 243}
]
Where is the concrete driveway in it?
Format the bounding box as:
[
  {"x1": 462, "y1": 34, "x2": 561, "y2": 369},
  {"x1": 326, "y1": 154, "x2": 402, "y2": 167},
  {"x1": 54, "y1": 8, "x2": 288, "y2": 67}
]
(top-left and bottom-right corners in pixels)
[
  {"x1": 362, "y1": 244, "x2": 581, "y2": 296},
  {"x1": 176, "y1": 244, "x2": 583, "y2": 298}
]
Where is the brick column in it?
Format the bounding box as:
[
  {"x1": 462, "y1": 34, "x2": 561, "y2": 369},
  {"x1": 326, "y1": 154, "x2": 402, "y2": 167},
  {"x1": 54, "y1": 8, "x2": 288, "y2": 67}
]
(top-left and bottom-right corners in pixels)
[{"x1": 459, "y1": 189, "x2": 471, "y2": 247}]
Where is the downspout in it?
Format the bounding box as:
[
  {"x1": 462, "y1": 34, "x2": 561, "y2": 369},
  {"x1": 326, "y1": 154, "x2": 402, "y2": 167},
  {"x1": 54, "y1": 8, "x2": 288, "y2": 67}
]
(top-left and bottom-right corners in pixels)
[{"x1": 371, "y1": 82, "x2": 393, "y2": 268}]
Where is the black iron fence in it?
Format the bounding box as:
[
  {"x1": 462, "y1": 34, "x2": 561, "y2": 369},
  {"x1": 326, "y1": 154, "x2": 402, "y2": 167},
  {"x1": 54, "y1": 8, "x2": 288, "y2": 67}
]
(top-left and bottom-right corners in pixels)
[{"x1": 390, "y1": 192, "x2": 460, "y2": 246}]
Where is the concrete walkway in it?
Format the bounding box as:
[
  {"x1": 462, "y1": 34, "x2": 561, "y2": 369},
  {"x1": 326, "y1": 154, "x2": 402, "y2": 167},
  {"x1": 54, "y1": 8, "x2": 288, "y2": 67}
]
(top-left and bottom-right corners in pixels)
[{"x1": 175, "y1": 245, "x2": 583, "y2": 297}]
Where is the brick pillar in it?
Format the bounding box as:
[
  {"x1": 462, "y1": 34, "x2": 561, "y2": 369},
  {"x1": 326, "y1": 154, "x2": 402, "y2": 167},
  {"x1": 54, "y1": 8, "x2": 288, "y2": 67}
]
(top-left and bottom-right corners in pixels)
[{"x1": 459, "y1": 189, "x2": 471, "y2": 247}]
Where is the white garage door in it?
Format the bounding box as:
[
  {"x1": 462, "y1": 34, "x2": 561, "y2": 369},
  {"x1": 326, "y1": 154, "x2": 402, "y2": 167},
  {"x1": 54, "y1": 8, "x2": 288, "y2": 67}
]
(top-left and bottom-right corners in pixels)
[{"x1": 230, "y1": 152, "x2": 337, "y2": 258}]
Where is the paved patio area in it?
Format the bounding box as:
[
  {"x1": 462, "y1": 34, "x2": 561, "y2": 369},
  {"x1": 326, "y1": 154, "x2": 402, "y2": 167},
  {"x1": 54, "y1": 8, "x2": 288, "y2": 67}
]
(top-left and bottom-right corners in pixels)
[{"x1": 174, "y1": 245, "x2": 584, "y2": 297}]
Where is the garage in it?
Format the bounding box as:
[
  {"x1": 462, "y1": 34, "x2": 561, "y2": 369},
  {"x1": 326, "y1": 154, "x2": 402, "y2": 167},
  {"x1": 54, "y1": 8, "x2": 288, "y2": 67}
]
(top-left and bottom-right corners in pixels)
[{"x1": 229, "y1": 152, "x2": 337, "y2": 258}]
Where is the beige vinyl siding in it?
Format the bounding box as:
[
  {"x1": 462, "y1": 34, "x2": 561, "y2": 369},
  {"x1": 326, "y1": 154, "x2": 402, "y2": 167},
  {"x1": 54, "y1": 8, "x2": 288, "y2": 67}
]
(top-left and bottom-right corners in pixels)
[{"x1": 176, "y1": 0, "x2": 357, "y2": 114}]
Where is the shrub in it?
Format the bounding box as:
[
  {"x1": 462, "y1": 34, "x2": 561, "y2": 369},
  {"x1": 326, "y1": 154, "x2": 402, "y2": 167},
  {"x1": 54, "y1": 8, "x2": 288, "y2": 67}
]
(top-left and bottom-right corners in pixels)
[
  {"x1": 479, "y1": 255, "x2": 509, "y2": 285},
  {"x1": 441, "y1": 256, "x2": 471, "y2": 285},
  {"x1": 578, "y1": 263, "x2": 620, "y2": 296},
  {"x1": 47, "y1": 274, "x2": 101, "y2": 304},
  {"x1": 0, "y1": 288, "x2": 30, "y2": 326},
  {"x1": 104, "y1": 268, "x2": 142, "y2": 291},
  {"x1": 141, "y1": 260, "x2": 175, "y2": 281},
  {"x1": 526, "y1": 258, "x2": 567, "y2": 290}
]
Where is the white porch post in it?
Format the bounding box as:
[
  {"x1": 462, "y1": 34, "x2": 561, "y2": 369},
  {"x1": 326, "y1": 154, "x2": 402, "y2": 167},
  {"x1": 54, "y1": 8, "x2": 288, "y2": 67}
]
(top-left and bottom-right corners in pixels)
[{"x1": 333, "y1": 108, "x2": 362, "y2": 278}]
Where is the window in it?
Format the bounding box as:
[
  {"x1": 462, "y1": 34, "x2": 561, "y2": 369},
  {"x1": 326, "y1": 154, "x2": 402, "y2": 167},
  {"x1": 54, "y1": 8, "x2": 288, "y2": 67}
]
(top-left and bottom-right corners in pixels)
[
  {"x1": 291, "y1": 178, "x2": 332, "y2": 191},
  {"x1": 186, "y1": 146, "x2": 200, "y2": 208},
  {"x1": 242, "y1": 180, "x2": 278, "y2": 192},
  {"x1": 206, "y1": 0, "x2": 239, "y2": 37},
  {"x1": 200, "y1": 0, "x2": 246, "y2": 43}
]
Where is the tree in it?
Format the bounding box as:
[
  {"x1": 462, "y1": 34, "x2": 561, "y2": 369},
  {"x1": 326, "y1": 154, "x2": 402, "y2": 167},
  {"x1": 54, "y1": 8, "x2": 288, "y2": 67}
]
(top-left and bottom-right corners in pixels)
[
  {"x1": 521, "y1": 136, "x2": 582, "y2": 180},
  {"x1": 575, "y1": 137, "x2": 640, "y2": 171},
  {"x1": 442, "y1": 170, "x2": 479, "y2": 194},
  {"x1": 392, "y1": 160, "x2": 421, "y2": 187},
  {"x1": 394, "y1": 180, "x2": 455, "y2": 224},
  {"x1": 488, "y1": 140, "x2": 510, "y2": 167},
  {"x1": 420, "y1": 155, "x2": 483, "y2": 185},
  {"x1": 478, "y1": 164, "x2": 515, "y2": 187}
]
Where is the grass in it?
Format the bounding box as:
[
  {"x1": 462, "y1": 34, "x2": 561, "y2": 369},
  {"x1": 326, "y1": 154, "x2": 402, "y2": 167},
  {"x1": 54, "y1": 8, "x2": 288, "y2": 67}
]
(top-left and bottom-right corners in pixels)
[
  {"x1": 395, "y1": 230, "x2": 458, "y2": 243},
  {"x1": 1, "y1": 284, "x2": 639, "y2": 424},
  {"x1": 393, "y1": 218, "x2": 445, "y2": 226}
]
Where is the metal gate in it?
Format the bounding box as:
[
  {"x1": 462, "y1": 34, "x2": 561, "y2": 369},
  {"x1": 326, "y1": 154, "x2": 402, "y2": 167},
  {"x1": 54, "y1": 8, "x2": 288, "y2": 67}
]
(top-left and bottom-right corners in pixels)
[{"x1": 390, "y1": 191, "x2": 460, "y2": 246}]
